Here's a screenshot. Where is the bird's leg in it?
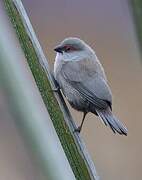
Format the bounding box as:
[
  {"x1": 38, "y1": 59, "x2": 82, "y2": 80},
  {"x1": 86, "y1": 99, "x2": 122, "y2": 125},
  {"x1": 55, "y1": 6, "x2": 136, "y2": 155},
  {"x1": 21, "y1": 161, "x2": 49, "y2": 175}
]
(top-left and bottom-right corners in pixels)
[
  {"x1": 74, "y1": 112, "x2": 87, "y2": 133},
  {"x1": 51, "y1": 80, "x2": 60, "y2": 92},
  {"x1": 52, "y1": 86, "x2": 60, "y2": 92},
  {"x1": 50, "y1": 73, "x2": 60, "y2": 92}
]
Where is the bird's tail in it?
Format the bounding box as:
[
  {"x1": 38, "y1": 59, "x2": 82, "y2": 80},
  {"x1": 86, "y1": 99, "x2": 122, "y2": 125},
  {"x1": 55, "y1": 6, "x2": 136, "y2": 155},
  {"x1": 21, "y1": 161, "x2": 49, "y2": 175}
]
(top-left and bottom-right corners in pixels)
[{"x1": 96, "y1": 108, "x2": 128, "y2": 136}]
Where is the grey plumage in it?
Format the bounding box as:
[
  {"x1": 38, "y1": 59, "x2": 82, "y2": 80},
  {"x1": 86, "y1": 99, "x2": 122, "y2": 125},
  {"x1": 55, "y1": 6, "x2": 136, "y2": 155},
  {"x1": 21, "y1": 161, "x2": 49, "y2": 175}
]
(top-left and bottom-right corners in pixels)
[{"x1": 54, "y1": 37, "x2": 127, "y2": 135}]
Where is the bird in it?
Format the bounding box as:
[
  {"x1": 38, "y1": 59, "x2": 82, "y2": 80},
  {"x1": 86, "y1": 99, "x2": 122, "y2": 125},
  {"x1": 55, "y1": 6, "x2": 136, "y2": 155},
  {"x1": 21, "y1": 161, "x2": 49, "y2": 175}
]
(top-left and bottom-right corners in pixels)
[{"x1": 53, "y1": 37, "x2": 128, "y2": 135}]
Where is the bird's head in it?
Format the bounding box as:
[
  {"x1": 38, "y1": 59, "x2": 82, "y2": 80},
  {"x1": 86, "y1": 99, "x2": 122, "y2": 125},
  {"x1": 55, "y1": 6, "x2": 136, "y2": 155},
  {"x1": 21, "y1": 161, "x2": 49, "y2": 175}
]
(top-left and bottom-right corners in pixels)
[{"x1": 54, "y1": 37, "x2": 94, "y2": 62}]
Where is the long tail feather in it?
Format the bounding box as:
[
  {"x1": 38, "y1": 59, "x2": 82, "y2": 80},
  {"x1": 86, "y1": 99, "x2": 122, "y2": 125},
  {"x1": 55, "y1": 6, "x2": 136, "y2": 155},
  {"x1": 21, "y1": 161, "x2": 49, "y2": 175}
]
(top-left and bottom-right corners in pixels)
[{"x1": 96, "y1": 108, "x2": 128, "y2": 136}]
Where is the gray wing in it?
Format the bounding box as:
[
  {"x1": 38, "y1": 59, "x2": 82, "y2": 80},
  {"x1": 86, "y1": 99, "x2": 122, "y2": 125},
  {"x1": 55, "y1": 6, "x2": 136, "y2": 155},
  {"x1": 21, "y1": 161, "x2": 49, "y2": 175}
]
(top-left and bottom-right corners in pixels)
[{"x1": 62, "y1": 60, "x2": 112, "y2": 109}]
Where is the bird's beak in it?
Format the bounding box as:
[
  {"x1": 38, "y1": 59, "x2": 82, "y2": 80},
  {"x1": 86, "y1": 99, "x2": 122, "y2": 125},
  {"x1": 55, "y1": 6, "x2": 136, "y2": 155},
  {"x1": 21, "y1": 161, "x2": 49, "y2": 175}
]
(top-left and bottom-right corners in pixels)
[{"x1": 54, "y1": 45, "x2": 63, "y2": 53}]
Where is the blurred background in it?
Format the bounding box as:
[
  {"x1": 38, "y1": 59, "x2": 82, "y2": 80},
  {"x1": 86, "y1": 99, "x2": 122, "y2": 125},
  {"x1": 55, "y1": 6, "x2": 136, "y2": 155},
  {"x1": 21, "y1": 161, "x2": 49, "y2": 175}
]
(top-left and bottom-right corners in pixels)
[{"x1": 0, "y1": 0, "x2": 142, "y2": 179}]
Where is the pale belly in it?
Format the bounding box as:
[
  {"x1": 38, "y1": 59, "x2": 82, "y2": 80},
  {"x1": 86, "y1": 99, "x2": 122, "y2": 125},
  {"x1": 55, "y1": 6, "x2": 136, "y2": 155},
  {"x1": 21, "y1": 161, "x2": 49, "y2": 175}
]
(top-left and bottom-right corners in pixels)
[{"x1": 57, "y1": 74, "x2": 90, "y2": 112}]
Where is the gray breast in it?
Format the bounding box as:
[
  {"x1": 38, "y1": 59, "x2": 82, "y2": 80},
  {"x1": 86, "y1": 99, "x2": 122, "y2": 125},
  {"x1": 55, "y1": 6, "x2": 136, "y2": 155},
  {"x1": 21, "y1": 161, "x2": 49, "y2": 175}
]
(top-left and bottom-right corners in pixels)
[{"x1": 57, "y1": 74, "x2": 88, "y2": 112}]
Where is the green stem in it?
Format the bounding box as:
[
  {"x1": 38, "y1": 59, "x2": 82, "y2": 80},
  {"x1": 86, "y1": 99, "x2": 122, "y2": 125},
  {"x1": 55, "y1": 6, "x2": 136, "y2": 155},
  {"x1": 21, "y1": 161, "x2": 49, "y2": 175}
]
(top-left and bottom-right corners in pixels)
[{"x1": 4, "y1": 0, "x2": 96, "y2": 179}]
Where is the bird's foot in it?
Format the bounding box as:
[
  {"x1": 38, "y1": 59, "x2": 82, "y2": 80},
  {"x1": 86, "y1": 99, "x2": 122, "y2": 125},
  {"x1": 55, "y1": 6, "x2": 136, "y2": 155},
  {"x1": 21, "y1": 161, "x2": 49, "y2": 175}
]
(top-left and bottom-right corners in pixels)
[
  {"x1": 74, "y1": 126, "x2": 81, "y2": 133},
  {"x1": 52, "y1": 86, "x2": 60, "y2": 93}
]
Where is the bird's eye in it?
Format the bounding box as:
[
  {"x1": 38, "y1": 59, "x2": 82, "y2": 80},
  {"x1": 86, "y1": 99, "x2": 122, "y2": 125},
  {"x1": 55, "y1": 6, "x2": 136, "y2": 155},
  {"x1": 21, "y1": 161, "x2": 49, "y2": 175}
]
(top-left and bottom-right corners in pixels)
[
  {"x1": 64, "y1": 45, "x2": 77, "y2": 52},
  {"x1": 64, "y1": 46, "x2": 71, "y2": 52}
]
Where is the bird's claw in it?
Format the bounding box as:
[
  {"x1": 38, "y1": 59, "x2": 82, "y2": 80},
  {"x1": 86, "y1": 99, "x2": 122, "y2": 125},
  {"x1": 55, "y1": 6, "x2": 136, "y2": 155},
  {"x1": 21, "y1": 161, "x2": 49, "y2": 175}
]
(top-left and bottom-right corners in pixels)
[{"x1": 52, "y1": 86, "x2": 60, "y2": 92}]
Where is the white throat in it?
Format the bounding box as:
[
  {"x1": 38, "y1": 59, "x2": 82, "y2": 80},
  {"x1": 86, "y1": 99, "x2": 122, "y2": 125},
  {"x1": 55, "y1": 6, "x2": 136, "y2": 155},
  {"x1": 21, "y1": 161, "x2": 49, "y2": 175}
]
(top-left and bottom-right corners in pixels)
[{"x1": 54, "y1": 53, "x2": 65, "y2": 80}]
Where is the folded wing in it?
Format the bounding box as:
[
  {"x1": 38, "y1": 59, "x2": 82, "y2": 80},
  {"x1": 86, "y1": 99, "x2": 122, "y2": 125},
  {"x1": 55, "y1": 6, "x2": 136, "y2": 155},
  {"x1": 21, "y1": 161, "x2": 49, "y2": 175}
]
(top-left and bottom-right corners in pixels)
[{"x1": 62, "y1": 60, "x2": 112, "y2": 110}]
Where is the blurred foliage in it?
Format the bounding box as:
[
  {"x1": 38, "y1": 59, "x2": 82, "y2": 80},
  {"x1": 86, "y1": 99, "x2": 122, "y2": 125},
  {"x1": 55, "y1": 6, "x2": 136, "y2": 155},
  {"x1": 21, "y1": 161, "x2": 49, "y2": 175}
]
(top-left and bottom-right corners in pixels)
[
  {"x1": 4, "y1": 0, "x2": 92, "y2": 179},
  {"x1": 131, "y1": 0, "x2": 142, "y2": 51}
]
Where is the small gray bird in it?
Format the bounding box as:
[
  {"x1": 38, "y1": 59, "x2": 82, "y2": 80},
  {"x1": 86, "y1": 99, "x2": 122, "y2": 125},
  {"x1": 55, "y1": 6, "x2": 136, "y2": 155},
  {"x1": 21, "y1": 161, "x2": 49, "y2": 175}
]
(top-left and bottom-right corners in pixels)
[{"x1": 54, "y1": 37, "x2": 127, "y2": 135}]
